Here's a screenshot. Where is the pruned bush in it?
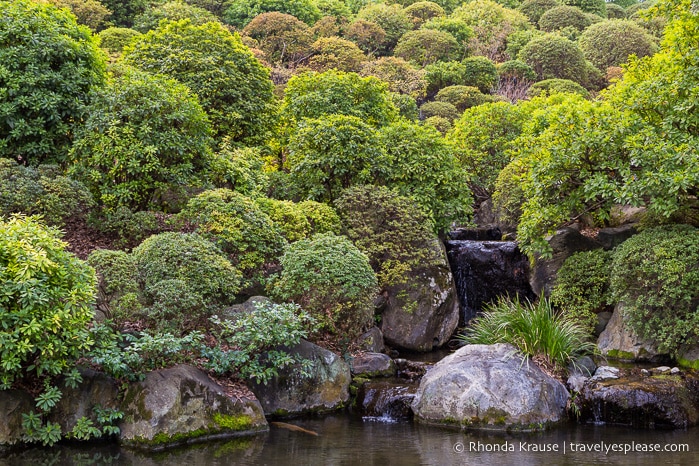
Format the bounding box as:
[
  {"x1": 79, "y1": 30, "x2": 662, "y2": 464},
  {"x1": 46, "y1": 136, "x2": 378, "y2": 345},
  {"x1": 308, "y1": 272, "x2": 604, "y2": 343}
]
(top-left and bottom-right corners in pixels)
[
  {"x1": 208, "y1": 143, "x2": 269, "y2": 198},
  {"x1": 404, "y1": 1, "x2": 446, "y2": 29},
  {"x1": 345, "y1": 19, "x2": 387, "y2": 56},
  {"x1": 578, "y1": 19, "x2": 658, "y2": 71},
  {"x1": 297, "y1": 201, "x2": 342, "y2": 235},
  {"x1": 518, "y1": 33, "x2": 592, "y2": 88},
  {"x1": 497, "y1": 59, "x2": 537, "y2": 81},
  {"x1": 268, "y1": 233, "x2": 377, "y2": 338},
  {"x1": 222, "y1": 0, "x2": 321, "y2": 28},
  {"x1": 550, "y1": 249, "x2": 613, "y2": 336},
  {"x1": 610, "y1": 225, "x2": 699, "y2": 355},
  {"x1": 435, "y1": 85, "x2": 496, "y2": 112},
  {"x1": 518, "y1": 0, "x2": 560, "y2": 26},
  {"x1": 88, "y1": 249, "x2": 143, "y2": 321},
  {"x1": 390, "y1": 92, "x2": 420, "y2": 120},
  {"x1": 393, "y1": 29, "x2": 460, "y2": 66},
  {"x1": 133, "y1": 1, "x2": 217, "y2": 32},
  {"x1": 421, "y1": 16, "x2": 473, "y2": 59},
  {"x1": 241, "y1": 12, "x2": 313, "y2": 65},
  {"x1": 0, "y1": 215, "x2": 96, "y2": 389},
  {"x1": 97, "y1": 27, "x2": 142, "y2": 54},
  {"x1": 423, "y1": 116, "x2": 452, "y2": 134},
  {"x1": 48, "y1": 0, "x2": 112, "y2": 31},
  {"x1": 528, "y1": 78, "x2": 590, "y2": 98},
  {"x1": 461, "y1": 56, "x2": 499, "y2": 93},
  {"x1": 420, "y1": 100, "x2": 461, "y2": 121},
  {"x1": 423, "y1": 60, "x2": 468, "y2": 96},
  {"x1": 606, "y1": 3, "x2": 627, "y2": 18},
  {"x1": 304, "y1": 36, "x2": 367, "y2": 72},
  {"x1": 255, "y1": 198, "x2": 311, "y2": 242},
  {"x1": 561, "y1": 0, "x2": 606, "y2": 16},
  {"x1": 356, "y1": 2, "x2": 412, "y2": 54},
  {"x1": 538, "y1": 5, "x2": 591, "y2": 34}
]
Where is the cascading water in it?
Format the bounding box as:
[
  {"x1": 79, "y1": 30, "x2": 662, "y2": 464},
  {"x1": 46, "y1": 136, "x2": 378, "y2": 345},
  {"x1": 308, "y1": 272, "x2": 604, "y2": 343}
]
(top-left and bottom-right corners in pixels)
[
  {"x1": 445, "y1": 229, "x2": 536, "y2": 324},
  {"x1": 356, "y1": 379, "x2": 417, "y2": 423}
]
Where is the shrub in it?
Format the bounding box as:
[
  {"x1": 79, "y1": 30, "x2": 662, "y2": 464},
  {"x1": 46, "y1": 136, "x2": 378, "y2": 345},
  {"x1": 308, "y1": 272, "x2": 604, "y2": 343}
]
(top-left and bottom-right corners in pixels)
[
  {"x1": 528, "y1": 78, "x2": 590, "y2": 98},
  {"x1": 578, "y1": 19, "x2": 658, "y2": 71},
  {"x1": 606, "y1": 3, "x2": 627, "y2": 18},
  {"x1": 208, "y1": 143, "x2": 269, "y2": 198},
  {"x1": 492, "y1": 156, "x2": 528, "y2": 227},
  {"x1": 268, "y1": 233, "x2": 377, "y2": 338},
  {"x1": 356, "y1": 2, "x2": 412, "y2": 54},
  {"x1": 610, "y1": 225, "x2": 699, "y2": 355},
  {"x1": 393, "y1": 29, "x2": 460, "y2": 66},
  {"x1": 562, "y1": 0, "x2": 606, "y2": 16},
  {"x1": 93, "y1": 207, "x2": 161, "y2": 249},
  {"x1": 87, "y1": 249, "x2": 143, "y2": 321},
  {"x1": 304, "y1": 37, "x2": 367, "y2": 72},
  {"x1": 423, "y1": 116, "x2": 453, "y2": 134},
  {"x1": 345, "y1": 19, "x2": 387, "y2": 56},
  {"x1": 69, "y1": 65, "x2": 213, "y2": 213},
  {"x1": 178, "y1": 189, "x2": 287, "y2": 282},
  {"x1": 497, "y1": 60, "x2": 536, "y2": 82},
  {"x1": 0, "y1": 215, "x2": 96, "y2": 389},
  {"x1": 242, "y1": 12, "x2": 313, "y2": 65},
  {"x1": 504, "y1": 29, "x2": 544, "y2": 60},
  {"x1": 133, "y1": 1, "x2": 218, "y2": 32},
  {"x1": 458, "y1": 297, "x2": 597, "y2": 372},
  {"x1": 124, "y1": 19, "x2": 276, "y2": 144},
  {"x1": 518, "y1": 0, "x2": 561, "y2": 26},
  {"x1": 435, "y1": 85, "x2": 496, "y2": 112},
  {"x1": 404, "y1": 2, "x2": 446, "y2": 29},
  {"x1": 518, "y1": 33, "x2": 591, "y2": 87},
  {"x1": 423, "y1": 60, "x2": 469, "y2": 96},
  {"x1": 390, "y1": 92, "x2": 420, "y2": 120},
  {"x1": 538, "y1": 5, "x2": 591, "y2": 33},
  {"x1": 48, "y1": 0, "x2": 112, "y2": 31},
  {"x1": 142, "y1": 279, "x2": 209, "y2": 333},
  {"x1": 132, "y1": 232, "x2": 241, "y2": 307},
  {"x1": 550, "y1": 249, "x2": 613, "y2": 336},
  {"x1": 255, "y1": 198, "x2": 311, "y2": 242},
  {"x1": 461, "y1": 56, "x2": 499, "y2": 93},
  {"x1": 100, "y1": 0, "x2": 151, "y2": 27},
  {"x1": 297, "y1": 200, "x2": 342, "y2": 235},
  {"x1": 0, "y1": 161, "x2": 94, "y2": 226},
  {"x1": 97, "y1": 27, "x2": 142, "y2": 54},
  {"x1": 314, "y1": 0, "x2": 352, "y2": 19},
  {"x1": 0, "y1": 0, "x2": 106, "y2": 165},
  {"x1": 223, "y1": 0, "x2": 322, "y2": 28},
  {"x1": 419, "y1": 101, "x2": 461, "y2": 121}
]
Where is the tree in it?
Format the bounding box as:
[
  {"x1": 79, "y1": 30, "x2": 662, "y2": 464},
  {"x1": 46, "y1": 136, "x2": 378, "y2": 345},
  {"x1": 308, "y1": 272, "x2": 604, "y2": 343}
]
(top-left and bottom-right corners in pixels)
[
  {"x1": 518, "y1": 0, "x2": 561, "y2": 26},
  {"x1": 518, "y1": 33, "x2": 592, "y2": 87},
  {"x1": 345, "y1": 19, "x2": 386, "y2": 56},
  {"x1": 97, "y1": 27, "x2": 142, "y2": 54},
  {"x1": 462, "y1": 56, "x2": 500, "y2": 93},
  {"x1": 393, "y1": 29, "x2": 460, "y2": 66},
  {"x1": 314, "y1": 0, "x2": 353, "y2": 19},
  {"x1": 578, "y1": 19, "x2": 658, "y2": 71},
  {"x1": 0, "y1": 0, "x2": 106, "y2": 165},
  {"x1": 562, "y1": 0, "x2": 606, "y2": 16},
  {"x1": 100, "y1": 0, "x2": 150, "y2": 27},
  {"x1": 223, "y1": 0, "x2": 322, "y2": 28},
  {"x1": 356, "y1": 2, "x2": 412, "y2": 54},
  {"x1": 132, "y1": 1, "x2": 218, "y2": 32},
  {"x1": 242, "y1": 12, "x2": 314, "y2": 66},
  {"x1": 538, "y1": 5, "x2": 591, "y2": 34},
  {"x1": 48, "y1": 0, "x2": 112, "y2": 31},
  {"x1": 380, "y1": 120, "x2": 473, "y2": 232},
  {"x1": 421, "y1": 16, "x2": 474, "y2": 59},
  {"x1": 404, "y1": 1, "x2": 446, "y2": 29},
  {"x1": 360, "y1": 57, "x2": 428, "y2": 99},
  {"x1": 124, "y1": 19, "x2": 276, "y2": 145},
  {"x1": 304, "y1": 36, "x2": 367, "y2": 72},
  {"x1": 280, "y1": 70, "x2": 399, "y2": 128},
  {"x1": 434, "y1": 85, "x2": 496, "y2": 111},
  {"x1": 70, "y1": 65, "x2": 213, "y2": 213},
  {"x1": 287, "y1": 115, "x2": 387, "y2": 202}
]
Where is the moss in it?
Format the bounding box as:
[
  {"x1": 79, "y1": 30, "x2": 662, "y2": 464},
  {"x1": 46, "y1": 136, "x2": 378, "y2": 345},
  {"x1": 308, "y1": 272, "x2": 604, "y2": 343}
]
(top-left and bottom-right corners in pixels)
[
  {"x1": 677, "y1": 357, "x2": 699, "y2": 371},
  {"x1": 213, "y1": 413, "x2": 252, "y2": 431},
  {"x1": 606, "y1": 349, "x2": 636, "y2": 361}
]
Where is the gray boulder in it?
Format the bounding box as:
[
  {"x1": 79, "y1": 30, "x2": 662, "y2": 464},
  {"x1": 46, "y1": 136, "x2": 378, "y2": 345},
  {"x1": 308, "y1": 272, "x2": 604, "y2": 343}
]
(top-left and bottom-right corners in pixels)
[
  {"x1": 350, "y1": 353, "x2": 396, "y2": 378},
  {"x1": 529, "y1": 227, "x2": 601, "y2": 298},
  {"x1": 596, "y1": 224, "x2": 637, "y2": 250},
  {"x1": 0, "y1": 390, "x2": 34, "y2": 446},
  {"x1": 411, "y1": 344, "x2": 569, "y2": 430},
  {"x1": 678, "y1": 344, "x2": 699, "y2": 371},
  {"x1": 249, "y1": 340, "x2": 351, "y2": 417},
  {"x1": 220, "y1": 296, "x2": 271, "y2": 321},
  {"x1": 597, "y1": 303, "x2": 668, "y2": 362},
  {"x1": 380, "y1": 240, "x2": 460, "y2": 352},
  {"x1": 356, "y1": 326, "x2": 385, "y2": 353},
  {"x1": 119, "y1": 365, "x2": 267, "y2": 449}
]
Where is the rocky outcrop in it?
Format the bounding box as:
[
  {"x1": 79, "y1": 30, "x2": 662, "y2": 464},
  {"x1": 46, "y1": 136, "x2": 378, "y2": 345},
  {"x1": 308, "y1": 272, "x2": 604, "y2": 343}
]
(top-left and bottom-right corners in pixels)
[
  {"x1": 411, "y1": 344, "x2": 569, "y2": 431},
  {"x1": 597, "y1": 303, "x2": 668, "y2": 362},
  {"x1": 379, "y1": 240, "x2": 460, "y2": 352},
  {"x1": 249, "y1": 340, "x2": 351, "y2": 417},
  {"x1": 119, "y1": 365, "x2": 267, "y2": 449},
  {"x1": 350, "y1": 353, "x2": 396, "y2": 378},
  {"x1": 678, "y1": 344, "x2": 699, "y2": 370},
  {"x1": 0, "y1": 390, "x2": 34, "y2": 446},
  {"x1": 576, "y1": 370, "x2": 699, "y2": 428},
  {"x1": 596, "y1": 224, "x2": 637, "y2": 250},
  {"x1": 356, "y1": 379, "x2": 417, "y2": 421},
  {"x1": 356, "y1": 327, "x2": 385, "y2": 353},
  {"x1": 529, "y1": 227, "x2": 600, "y2": 298}
]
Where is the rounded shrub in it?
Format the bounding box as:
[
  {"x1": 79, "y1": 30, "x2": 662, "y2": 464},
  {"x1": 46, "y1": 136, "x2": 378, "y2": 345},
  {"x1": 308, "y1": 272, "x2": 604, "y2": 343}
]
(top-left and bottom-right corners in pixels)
[
  {"x1": 423, "y1": 116, "x2": 452, "y2": 134},
  {"x1": 423, "y1": 60, "x2": 469, "y2": 96},
  {"x1": 305, "y1": 37, "x2": 367, "y2": 73},
  {"x1": 97, "y1": 27, "x2": 142, "y2": 54},
  {"x1": 269, "y1": 233, "x2": 377, "y2": 338},
  {"x1": 610, "y1": 225, "x2": 699, "y2": 355},
  {"x1": 435, "y1": 85, "x2": 495, "y2": 112},
  {"x1": 538, "y1": 5, "x2": 591, "y2": 33},
  {"x1": 419, "y1": 101, "x2": 461, "y2": 121},
  {"x1": 393, "y1": 29, "x2": 460, "y2": 66},
  {"x1": 356, "y1": 2, "x2": 412, "y2": 54},
  {"x1": 497, "y1": 60, "x2": 537, "y2": 81},
  {"x1": 404, "y1": 1, "x2": 446, "y2": 29},
  {"x1": 0, "y1": 216, "x2": 96, "y2": 389},
  {"x1": 527, "y1": 78, "x2": 590, "y2": 98},
  {"x1": 297, "y1": 200, "x2": 342, "y2": 235},
  {"x1": 518, "y1": 0, "x2": 561, "y2": 26},
  {"x1": 461, "y1": 56, "x2": 499, "y2": 93},
  {"x1": 578, "y1": 19, "x2": 658, "y2": 71},
  {"x1": 254, "y1": 198, "x2": 311, "y2": 242},
  {"x1": 518, "y1": 33, "x2": 590, "y2": 87},
  {"x1": 345, "y1": 19, "x2": 387, "y2": 55},
  {"x1": 242, "y1": 12, "x2": 313, "y2": 65},
  {"x1": 132, "y1": 1, "x2": 217, "y2": 32},
  {"x1": 132, "y1": 232, "x2": 241, "y2": 307},
  {"x1": 561, "y1": 0, "x2": 606, "y2": 16},
  {"x1": 606, "y1": 3, "x2": 627, "y2": 18},
  {"x1": 88, "y1": 249, "x2": 142, "y2": 321}
]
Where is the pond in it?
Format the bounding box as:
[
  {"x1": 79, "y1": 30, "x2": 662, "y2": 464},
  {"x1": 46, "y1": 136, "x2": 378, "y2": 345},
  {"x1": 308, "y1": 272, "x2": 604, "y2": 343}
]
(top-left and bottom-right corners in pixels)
[{"x1": 2, "y1": 415, "x2": 695, "y2": 466}]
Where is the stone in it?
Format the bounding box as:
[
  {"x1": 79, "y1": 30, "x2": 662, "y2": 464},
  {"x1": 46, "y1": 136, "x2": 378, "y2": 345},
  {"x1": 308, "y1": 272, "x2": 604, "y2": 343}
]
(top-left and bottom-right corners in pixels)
[
  {"x1": 411, "y1": 344, "x2": 569, "y2": 431},
  {"x1": 0, "y1": 390, "x2": 34, "y2": 446},
  {"x1": 529, "y1": 227, "x2": 601, "y2": 298},
  {"x1": 220, "y1": 296, "x2": 271, "y2": 321},
  {"x1": 567, "y1": 374, "x2": 588, "y2": 393},
  {"x1": 596, "y1": 224, "x2": 637, "y2": 250},
  {"x1": 577, "y1": 372, "x2": 699, "y2": 428},
  {"x1": 568, "y1": 356, "x2": 596, "y2": 377},
  {"x1": 671, "y1": 367, "x2": 681, "y2": 375},
  {"x1": 653, "y1": 366, "x2": 671, "y2": 374},
  {"x1": 609, "y1": 204, "x2": 646, "y2": 226},
  {"x1": 350, "y1": 353, "x2": 396, "y2": 378},
  {"x1": 49, "y1": 367, "x2": 120, "y2": 434},
  {"x1": 380, "y1": 239, "x2": 460, "y2": 352},
  {"x1": 356, "y1": 379, "x2": 417, "y2": 421},
  {"x1": 590, "y1": 366, "x2": 619, "y2": 382},
  {"x1": 356, "y1": 326, "x2": 385, "y2": 353},
  {"x1": 249, "y1": 339, "x2": 351, "y2": 417},
  {"x1": 119, "y1": 365, "x2": 267, "y2": 449},
  {"x1": 594, "y1": 311, "x2": 613, "y2": 336},
  {"x1": 597, "y1": 303, "x2": 668, "y2": 362},
  {"x1": 678, "y1": 343, "x2": 699, "y2": 371}
]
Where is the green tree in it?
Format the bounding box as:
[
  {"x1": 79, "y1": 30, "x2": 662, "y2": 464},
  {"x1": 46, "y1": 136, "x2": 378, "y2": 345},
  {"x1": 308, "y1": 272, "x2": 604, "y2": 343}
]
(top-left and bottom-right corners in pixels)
[
  {"x1": 393, "y1": 29, "x2": 460, "y2": 66},
  {"x1": 360, "y1": 57, "x2": 428, "y2": 99},
  {"x1": 287, "y1": 115, "x2": 388, "y2": 202},
  {"x1": 124, "y1": 19, "x2": 276, "y2": 145},
  {"x1": 48, "y1": 0, "x2": 112, "y2": 31},
  {"x1": 0, "y1": 0, "x2": 106, "y2": 165},
  {"x1": 421, "y1": 17, "x2": 474, "y2": 60},
  {"x1": 578, "y1": 19, "x2": 658, "y2": 71},
  {"x1": 518, "y1": 0, "x2": 561, "y2": 26},
  {"x1": 462, "y1": 56, "x2": 500, "y2": 93},
  {"x1": 97, "y1": 27, "x2": 142, "y2": 54},
  {"x1": 538, "y1": 5, "x2": 591, "y2": 34},
  {"x1": 304, "y1": 36, "x2": 367, "y2": 72},
  {"x1": 356, "y1": 2, "x2": 412, "y2": 54},
  {"x1": 434, "y1": 85, "x2": 496, "y2": 111},
  {"x1": 404, "y1": 1, "x2": 446, "y2": 29},
  {"x1": 518, "y1": 33, "x2": 592, "y2": 87},
  {"x1": 419, "y1": 101, "x2": 461, "y2": 121},
  {"x1": 133, "y1": 1, "x2": 218, "y2": 32},
  {"x1": 242, "y1": 12, "x2": 314, "y2": 65},
  {"x1": 100, "y1": 0, "x2": 150, "y2": 27},
  {"x1": 423, "y1": 60, "x2": 468, "y2": 96},
  {"x1": 70, "y1": 65, "x2": 213, "y2": 213},
  {"x1": 223, "y1": 0, "x2": 322, "y2": 28}
]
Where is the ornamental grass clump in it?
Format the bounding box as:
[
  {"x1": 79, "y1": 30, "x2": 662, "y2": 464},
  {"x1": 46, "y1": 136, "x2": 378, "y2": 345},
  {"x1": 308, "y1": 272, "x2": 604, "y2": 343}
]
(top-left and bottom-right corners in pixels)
[{"x1": 458, "y1": 297, "x2": 597, "y2": 372}]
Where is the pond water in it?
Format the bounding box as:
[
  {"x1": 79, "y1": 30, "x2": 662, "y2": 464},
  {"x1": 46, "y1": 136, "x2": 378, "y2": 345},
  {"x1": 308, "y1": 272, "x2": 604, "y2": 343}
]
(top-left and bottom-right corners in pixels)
[{"x1": 2, "y1": 415, "x2": 696, "y2": 466}]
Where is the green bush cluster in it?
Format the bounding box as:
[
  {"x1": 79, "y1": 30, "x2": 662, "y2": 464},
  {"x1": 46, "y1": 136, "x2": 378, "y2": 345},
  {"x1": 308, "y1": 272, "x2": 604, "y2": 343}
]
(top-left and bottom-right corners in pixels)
[
  {"x1": 268, "y1": 233, "x2": 377, "y2": 338},
  {"x1": 97, "y1": 27, "x2": 142, "y2": 54},
  {"x1": 538, "y1": 5, "x2": 591, "y2": 35},
  {"x1": 435, "y1": 85, "x2": 496, "y2": 112},
  {"x1": 527, "y1": 78, "x2": 590, "y2": 97},
  {"x1": 578, "y1": 19, "x2": 658, "y2": 71}
]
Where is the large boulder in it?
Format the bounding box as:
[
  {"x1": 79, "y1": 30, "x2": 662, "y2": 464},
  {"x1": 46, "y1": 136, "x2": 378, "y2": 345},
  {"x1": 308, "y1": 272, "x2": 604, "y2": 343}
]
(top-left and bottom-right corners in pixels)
[
  {"x1": 597, "y1": 303, "x2": 668, "y2": 362},
  {"x1": 411, "y1": 344, "x2": 569, "y2": 430},
  {"x1": 119, "y1": 365, "x2": 267, "y2": 449},
  {"x1": 529, "y1": 227, "x2": 601, "y2": 298},
  {"x1": 576, "y1": 370, "x2": 699, "y2": 428},
  {"x1": 0, "y1": 390, "x2": 34, "y2": 446},
  {"x1": 249, "y1": 340, "x2": 351, "y2": 417},
  {"x1": 350, "y1": 353, "x2": 396, "y2": 378},
  {"x1": 356, "y1": 326, "x2": 385, "y2": 353},
  {"x1": 380, "y1": 240, "x2": 460, "y2": 352}
]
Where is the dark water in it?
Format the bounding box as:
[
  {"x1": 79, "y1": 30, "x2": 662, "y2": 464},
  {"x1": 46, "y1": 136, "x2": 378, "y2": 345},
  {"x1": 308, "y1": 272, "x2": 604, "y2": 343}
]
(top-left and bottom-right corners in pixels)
[{"x1": 2, "y1": 416, "x2": 696, "y2": 466}]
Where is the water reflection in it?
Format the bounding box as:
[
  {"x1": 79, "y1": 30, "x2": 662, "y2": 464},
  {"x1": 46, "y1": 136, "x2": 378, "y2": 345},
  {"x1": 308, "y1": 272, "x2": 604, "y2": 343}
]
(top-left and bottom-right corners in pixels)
[{"x1": 1, "y1": 416, "x2": 695, "y2": 466}]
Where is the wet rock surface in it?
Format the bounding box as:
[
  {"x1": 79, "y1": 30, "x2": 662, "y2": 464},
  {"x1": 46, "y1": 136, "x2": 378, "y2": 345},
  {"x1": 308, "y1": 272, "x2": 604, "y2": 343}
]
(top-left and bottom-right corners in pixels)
[{"x1": 350, "y1": 353, "x2": 396, "y2": 378}]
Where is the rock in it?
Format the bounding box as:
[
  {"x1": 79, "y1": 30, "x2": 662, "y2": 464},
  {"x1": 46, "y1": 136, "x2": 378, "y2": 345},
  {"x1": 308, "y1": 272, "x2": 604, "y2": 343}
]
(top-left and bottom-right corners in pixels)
[
  {"x1": 0, "y1": 390, "x2": 34, "y2": 446},
  {"x1": 594, "y1": 311, "x2": 613, "y2": 336},
  {"x1": 380, "y1": 240, "x2": 460, "y2": 352},
  {"x1": 577, "y1": 372, "x2": 699, "y2": 428},
  {"x1": 653, "y1": 366, "x2": 671, "y2": 374},
  {"x1": 356, "y1": 379, "x2": 417, "y2": 421},
  {"x1": 678, "y1": 344, "x2": 699, "y2": 371},
  {"x1": 529, "y1": 227, "x2": 601, "y2": 298},
  {"x1": 568, "y1": 356, "x2": 596, "y2": 377},
  {"x1": 590, "y1": 366, "x2": 620, "y2": 382},
  {"x1": 610, "y1": 204, "x2": 646, "y2": 226},
  {"x1": 49, "y1": 368, "x2": 120, "y2": 434},
  {"x1": 356, "y1": 327, "x2": 385, "y2": 353},
  {"x1": 671, "y1": 367, "x2": 681, "y2": 375},
  {"x1": 596, "y1": 224, "x2": 637, "y2": 250},
  {"x1": 448, "y1": 226, "x2": 503, "y2": 241},
  {"x1": 567, "y1": 374, "x2": 588, "y2": 393},
  {"x1": 119, "y1": 365, "x2": 267, "y2": 449},
  {"x1": 249, "y1": 340, "x2": 351, "y2": 417},
  {"x1": 220, "y1": 296, "x2": 271, "y2": 321},
  {"x1": 411, "y1": 344, "x2": 569, "y2": 431},
  {"x1": 597, "y1": 303, "x2": 669, "y2": 362},
  {"x1": 394, "y1": 358, "x2": 431, "y2": 383},
  {"x1": 350, "y1": 353, "x2": 396, "y2": 378}
]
